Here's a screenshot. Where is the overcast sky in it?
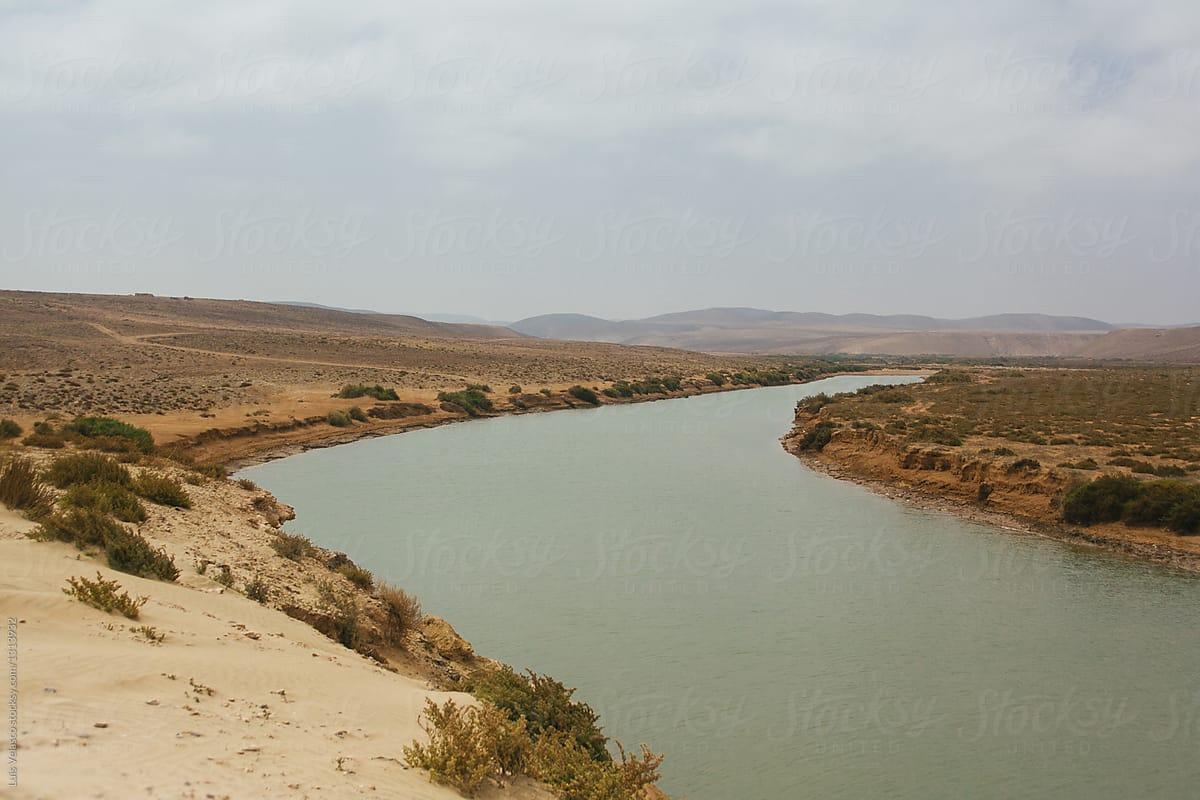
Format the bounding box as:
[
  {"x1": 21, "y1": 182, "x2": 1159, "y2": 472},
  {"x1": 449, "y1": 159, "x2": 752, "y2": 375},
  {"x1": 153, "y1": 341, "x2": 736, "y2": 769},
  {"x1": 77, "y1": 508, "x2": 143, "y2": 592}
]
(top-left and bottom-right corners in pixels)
[{"x1": 1, "y1": 1, "x2": 1198, "y2": 324}]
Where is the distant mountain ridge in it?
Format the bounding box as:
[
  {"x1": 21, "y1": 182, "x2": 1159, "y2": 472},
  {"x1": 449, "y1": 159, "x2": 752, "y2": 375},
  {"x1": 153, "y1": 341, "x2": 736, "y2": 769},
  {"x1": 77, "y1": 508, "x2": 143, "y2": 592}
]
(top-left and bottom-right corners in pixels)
[
  {"x1": 510, "y1": 308, "x2": 1115, "y2": 342},
  {"x1": 507, "y1": 307, "x2": 1199, "y2": 360}
]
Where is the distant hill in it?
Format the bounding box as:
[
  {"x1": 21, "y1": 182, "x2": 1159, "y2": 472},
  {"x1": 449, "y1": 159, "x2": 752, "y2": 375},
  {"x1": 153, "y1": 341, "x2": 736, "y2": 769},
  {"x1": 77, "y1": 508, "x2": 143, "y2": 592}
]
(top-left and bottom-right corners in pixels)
[
  {"x1": 4, "y1": 291, "x2": 518, "y2": 341},
  {"x1": 508, "y1": 307, "x2": 1199, "y2": 360}
]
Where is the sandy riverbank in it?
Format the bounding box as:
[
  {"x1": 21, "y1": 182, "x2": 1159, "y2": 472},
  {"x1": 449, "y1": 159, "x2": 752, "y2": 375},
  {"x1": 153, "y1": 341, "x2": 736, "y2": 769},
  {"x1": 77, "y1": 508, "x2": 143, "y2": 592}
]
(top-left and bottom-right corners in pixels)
[
  {"x1": 178, "y1": 370, "x2": 931, "y2": 471},
  {"x1": 0, "y1": 451, "x2": 557, "y2": 799}
]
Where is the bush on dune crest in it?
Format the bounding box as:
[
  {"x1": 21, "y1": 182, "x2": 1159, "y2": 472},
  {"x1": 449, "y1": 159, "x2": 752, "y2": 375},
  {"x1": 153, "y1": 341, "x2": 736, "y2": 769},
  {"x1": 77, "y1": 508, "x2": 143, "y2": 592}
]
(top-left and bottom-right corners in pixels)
[
  {"x1": 35, "y1": 507, "x2": 178, "y2": 580},
  {"x1": 61, "y1": 480, "x2": 147, "y2": 523},
  {"x1": 132, "y1": 472, "x2": 191, "y2": 508},
  {"x1": 45, "y1": 453, "x2": 132, "y2": 489},
  {"x1": 0, "y1": 456, "x2": 54, "y2": 517}
]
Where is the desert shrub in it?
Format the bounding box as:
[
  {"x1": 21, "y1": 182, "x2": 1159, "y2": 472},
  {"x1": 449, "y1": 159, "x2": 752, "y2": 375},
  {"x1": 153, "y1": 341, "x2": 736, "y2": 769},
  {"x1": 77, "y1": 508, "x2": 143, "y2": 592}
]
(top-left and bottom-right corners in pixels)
[
  {"x1": 706, "y1": 372, "x2": 727, "y2": 386},
  {"x1": 214, "y1": 564, "x2": 235, "y2": 588},
  {"x1": 466, "y1": 383, "x2": 492, "y2": 393},
  {"x1": 796, "y1": 421, "x2": 836, "y2": 452},
  {"x1": 63, "y1": 573, "x2": 147, "y2": 619},
  {"x1": 1166, "y1": 498, "x2": 1200, "y2": 535},
  {"x1": 326, "y1": 409, "x2": 353, "y2": 427},
  {"x1": 991, "y1": 446, "x2": 1016, "y2": 456},
  {"x1": 45, "y1": 453, "x2": 132, "y2": 489},
  {"x1": 1008, "y1": 458, "x2": 1041, "y2": 472},
  {"x1": 132, "y1": 625, "x2": 165, "y2": 643},
  {"x1": 337, "y1": 384, "x2": 399, "y2": 401},
  {"x1": 61, "y1": 480, "x2": 147, "y2": 523},
  {"x1": 196, "y1": 463, "x2": 228, "y2": 480},
  {"x1": 348, "y1": 406, "x2": 368, "y2": 423},
  {"x1": 35, "y1": 507, "x2": 126, "y2": 548},
  {"x1": 469, "y1": 666, "x2": 609, "y2": 762},
  {"x1": 403, "y1": 698, "x2": 529, "y2": 797},
  {"x1": 1061, "y1": 458, "x2": 1099, "y2": 471},
  {"x1": 539, "y1": 388, "x2": 553, "y2": 396},
  {"x1": 103, "y1": 525, "x2": 179, "y2": 581},
  {"x1": 66, "y1": 416, "x2": 154, "y2": 453},
  {"x1": 908, "y1": 425, "x2": 963, "y2": 447},
  {"x1": 925, "y1": 370, "x2": 973, "y2": 384},
  {"x1": 337, "y1": 561, "x2": 374, "y2": 590},
  {"x1": 0, "y1": 456, "x2": 54, "y2": 517},
  {"x1": 316, "y1": 580, "x2": 362, "y2": 649},
  {"x1": 526, "y1": 730, "x2": 663, "y2": 800},
  {"x1": 798, "y1": 393, "x2": 831, "y2": 414},
  {"x1": 0, "y1": 419, "x2": 21, "y2": 439},
  {"x1": 271, "y1": 530, "x2": 314, "y2": 560},
  {"x1": 377, "y1": 582, "x2": 423, "y2": 647},
  {"x1": 21, "y1": 429, "x2": 66, "y2": 449},
  {"x1": 1120, "y1": 481, "x2": 1198, "y2": 527},
  {"x1": 1062, "y1": 475, "x2": 1144, "y2": 525},
  {"x1": 568, "y1": 386, "x2": 600, "y2": 406},
  {"x1": 1155, "y1": 464, "x2": 1187, "y2": 478},
  {"x1": 509, "y1": 385, "x2": 522, "y2": 394},
  {"x1": 245, "y1": 575, "x2": 270, "y2": 603},
  {"x1": 235, "y1": 477, "x2": 258, "y2": 491},
  {"x1": 132, "y1": 472, "x2": 191, "y2": 508},
  {"x1": 438, "y1": 387, "x2": 494, "y2": 416}
]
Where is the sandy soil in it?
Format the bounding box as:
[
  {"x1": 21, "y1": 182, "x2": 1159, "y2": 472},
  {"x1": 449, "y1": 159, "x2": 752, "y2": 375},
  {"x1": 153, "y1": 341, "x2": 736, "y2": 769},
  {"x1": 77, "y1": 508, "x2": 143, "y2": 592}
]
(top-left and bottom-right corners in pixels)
[{"x1": 0, "y1": 450, "x2": 559, "y2": 799}]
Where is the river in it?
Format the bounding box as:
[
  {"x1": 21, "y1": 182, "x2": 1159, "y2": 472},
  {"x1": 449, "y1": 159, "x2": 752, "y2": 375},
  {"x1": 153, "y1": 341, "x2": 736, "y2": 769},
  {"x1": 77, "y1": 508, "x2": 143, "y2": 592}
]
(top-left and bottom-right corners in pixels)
[{"x1": 240, "y1": 376, "x2": 1200, "y2": 799}]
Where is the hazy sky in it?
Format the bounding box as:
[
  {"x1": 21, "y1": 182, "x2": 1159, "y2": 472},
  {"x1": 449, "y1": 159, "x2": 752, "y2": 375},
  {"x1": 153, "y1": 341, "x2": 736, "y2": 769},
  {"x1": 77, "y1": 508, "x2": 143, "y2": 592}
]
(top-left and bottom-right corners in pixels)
[{"x1": 2, "y1": 1, "x2": 1199, "y2": 323}]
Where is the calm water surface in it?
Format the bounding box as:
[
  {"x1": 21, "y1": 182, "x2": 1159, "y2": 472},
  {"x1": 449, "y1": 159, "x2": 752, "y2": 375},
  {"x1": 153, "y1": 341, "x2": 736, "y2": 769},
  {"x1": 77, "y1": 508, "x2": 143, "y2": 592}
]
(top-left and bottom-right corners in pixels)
[{"x1": 242, "y1": 376, "x2": 1200, "y2": 799}]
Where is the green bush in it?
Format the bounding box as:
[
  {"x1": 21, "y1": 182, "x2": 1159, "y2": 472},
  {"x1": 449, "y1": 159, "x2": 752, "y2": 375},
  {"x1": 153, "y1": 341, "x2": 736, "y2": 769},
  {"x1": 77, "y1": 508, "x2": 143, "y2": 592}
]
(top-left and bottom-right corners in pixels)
[
  {"x1": 326, "y1": 409, "x2": 353, "y2": 427},
  {"x1": 438, "y1": 388, "x2": 494, "y2": 416},
  {"x1": 337, "y1": 561, "x2": 374, "y2": 590},
  {"x1": 45, "y1": 453, "x2": 132, "y2": 489},
  {"x1": 63, "y1": 573, "x2": 147, "y2": 619},
  {"x1": 706, "y1": 372, "x2": 727, "y2": 386},
  {"x1": 348, "y1": 406, "x2": 368, "y2": 423},
  {"x1": 1166, "y1": 498, "x2": 1200, "y2": 535},
  {"x1": 271, "y1": 531, "x2": 314, "y2": 560},
  {"x1": 36, "y1": 508, "x2": 177, "y2": 580},
  {"x1": 35, "y1": 507, "x2": 126, "y2": 548},
  {"x1": 567, "y1": 386, "x2": 600, "y2": 406},
  {"x1": 1122, "y1": 481, "x2": 1197, "y2": 527},
  {"x1": 403, "y1": 698, "x2": 529, "y2": 796},
  {"x1": 103, "y1": 525, "x2": 179, "y2": 581},
  {"x1": 66, "y1": 416, "x2": 154, "y2": 453},
  {"x1": 1008, "y1": 458, "x2": 1041, "y2": 472},
  {"x1": 796, "y1": 421, "x2": 836, "y2": 452},
  {"x1": 132, "y1": 473, "x2": 191, "y2": 508},
  {"x1": 509, "y1": 385, "x2": 522, "y2": 394},
  {"x1": 61, "y1": 480, "x2": 147, "y2": 523},
  {"x1": 468, "y1": 665, "x2": 609, "y2": 762},
  {"x1": 377, "y1": 582, "x2": 423, "y2": 647},
  {"x1": 527, "y1": 730, "x2": 663, "y2": 800},
  {"x1": 316, "y1": 580, "x2": 362, "y2": 649},
  {"x1": 0, "y1": 457, "x2": 54, "y2": 517},
  {"x1": 1062, "y1": 475, "x2": 1200, "y2": 533},
  {"x1": 337, "y1": 384, "x2": 399, "y2": 401},
  {"x1": 1062, "y1": 475, "x2": 1142, "y2": 525},
  {"x1": 245, "y1": 575, "x2": 270, "y2": 603},
  {"x1": 0, "y1": 419, "x2": 21, "y2": 439}
]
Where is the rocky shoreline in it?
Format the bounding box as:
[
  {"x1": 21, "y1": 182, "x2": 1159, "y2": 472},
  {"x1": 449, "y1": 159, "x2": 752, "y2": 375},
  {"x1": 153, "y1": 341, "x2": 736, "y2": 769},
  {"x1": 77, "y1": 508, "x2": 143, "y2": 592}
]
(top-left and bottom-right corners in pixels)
[{"x1": 782, "y1": 420, "x2": 1200, "y2": 575}]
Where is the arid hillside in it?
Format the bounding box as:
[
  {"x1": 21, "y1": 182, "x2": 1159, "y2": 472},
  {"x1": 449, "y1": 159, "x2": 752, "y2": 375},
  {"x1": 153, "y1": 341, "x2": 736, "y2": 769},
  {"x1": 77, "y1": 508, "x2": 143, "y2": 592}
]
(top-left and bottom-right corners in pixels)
[
  {"x1": 0, "y1": 290, "x2": 831, "y2": 461},
  {"x1": 510, "y1": 307, "x2": 1200, "y2": 360}
]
